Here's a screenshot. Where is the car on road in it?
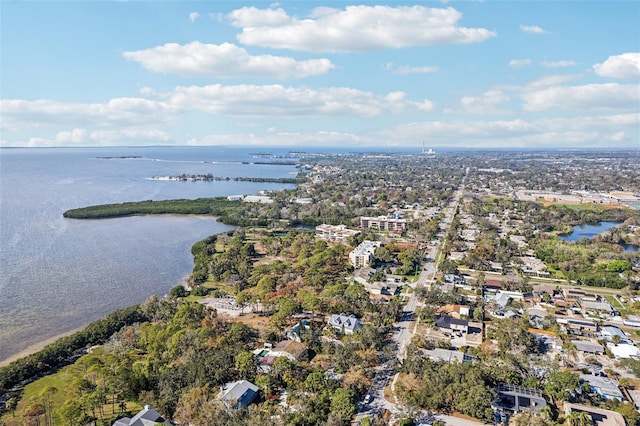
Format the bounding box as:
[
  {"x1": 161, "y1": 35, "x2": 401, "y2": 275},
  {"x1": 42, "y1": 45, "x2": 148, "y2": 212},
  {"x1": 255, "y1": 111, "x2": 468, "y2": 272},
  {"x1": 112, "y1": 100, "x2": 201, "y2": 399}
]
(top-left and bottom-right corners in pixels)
[{"x1": 363, "y1": 394, "x2": 373, "y2": 404}]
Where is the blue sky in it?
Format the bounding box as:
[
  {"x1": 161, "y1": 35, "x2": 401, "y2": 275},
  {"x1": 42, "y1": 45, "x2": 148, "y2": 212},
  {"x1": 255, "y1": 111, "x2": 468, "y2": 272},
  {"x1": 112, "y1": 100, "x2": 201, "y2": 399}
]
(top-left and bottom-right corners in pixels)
[{"x1": 1, "y1": 1, "x2": 639, "y2": 149}]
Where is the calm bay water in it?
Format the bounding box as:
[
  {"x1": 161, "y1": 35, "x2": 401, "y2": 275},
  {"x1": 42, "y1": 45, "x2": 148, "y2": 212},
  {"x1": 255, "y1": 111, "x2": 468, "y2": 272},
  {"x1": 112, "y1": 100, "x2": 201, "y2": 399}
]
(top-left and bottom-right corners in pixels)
[{"x1": 0, "y1": 146, "x2": 297, "y2": 363}]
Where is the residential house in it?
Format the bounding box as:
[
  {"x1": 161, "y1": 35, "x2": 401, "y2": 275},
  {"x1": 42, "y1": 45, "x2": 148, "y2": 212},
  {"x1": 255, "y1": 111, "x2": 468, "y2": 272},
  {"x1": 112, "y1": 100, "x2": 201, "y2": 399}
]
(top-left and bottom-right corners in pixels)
[
  {"x1": 437, "y1": 304, "x2": 471, "y2": 319},
  {"x1": 284, "y1": 320, "x2": 310, "y2": 342},
  {"x1": 435, "y1": 315, "x2": 469, "y2": 334},
  {"x1": 518, "y1": 256, "x2": 549, "y2": 276},
  {"x1": 580, "y1": 374, "x2": 624, "y2": 401},
  {"x1": 530, "y1": 329, "x2": 562, "y2": 351},
  {"x1": 607, "y1": 342, "x2": 640, "y2": 359},
  {"x1": 367, "y1": 282, "x2": 401, "y2": 297},
  {"x1": 112, "y1": 405, "x2": 174, "y2": 426},
  {"x1": 563, "y1": 403, "x2": 626, "y2": 426},
  {"x1": 218, "y1": 380, "x2": 260, "y2": 409},
  {"x1": 572, "y1": 340, "x2": 605, "y2": 355},
  {"x1": 558, "y1": 317, "x2": 598, "y2": 335},
  {"x1": 242, "y1": 195, "x2": 273, "y2": 204},
  {"x1": 582, "y1": 300, "x2": 613, "y2": 315},
  {"x1": 423, "y1": 348, "x2": 475, "y2": 364},
  {"x1": 327, "y1": 313, "x2": 361, "y2": 335},
  {"x1": 600, "y1": 326, "x2": 631, "y2": 344},
  {"x1": 271, "y1": 339, "x2": 308, "y2": 361},
  {"x1": 353, "y1": 267, "x2": 376, "y2": 285},
  {"x1": 494, "y1": 383, "x2": 547, "y2": 413}
]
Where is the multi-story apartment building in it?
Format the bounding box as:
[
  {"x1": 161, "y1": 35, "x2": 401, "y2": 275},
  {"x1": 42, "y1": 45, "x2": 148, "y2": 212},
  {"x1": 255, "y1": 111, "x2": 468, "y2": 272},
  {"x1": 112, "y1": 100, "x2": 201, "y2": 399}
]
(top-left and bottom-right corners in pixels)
[
  {"x1": 349, "y1": 240, "x2": 381, "y2": 268},
  {"x1": 315, "y1": 224, "x2": 360, "y2": 242},
  {"x1": 360, "y1": 215, "x2": 407, "y2": 232}
]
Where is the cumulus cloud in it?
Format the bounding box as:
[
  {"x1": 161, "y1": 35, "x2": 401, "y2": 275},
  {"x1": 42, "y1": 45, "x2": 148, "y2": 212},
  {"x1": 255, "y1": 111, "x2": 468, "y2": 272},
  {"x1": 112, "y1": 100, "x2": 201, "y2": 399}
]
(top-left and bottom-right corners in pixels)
[
  {"x1": 55, "y1": 128, "x2": 88, "y2": 144},
  {"x1": 386, "y1": 63, "x2": 440, "y2": 75},
  {"x1": 123, "y1": 42, "x2": 335, "y2": 79},
  {"x1": 593, "y1": 53, "x2": 640, "y2": 79},
  {"x1": 189, "y1": 12, "x2": 199, "y2": 22},
  {"x1": 228, "y1": 5, "x2": 496, "y2": 52},
  {"x1": 164, "y1": 84, "x2": 435, "y2": 117},
  {"x1": 522, "y1": 83, "x2": 640, "y2": 111},
  {"x1": 519, "y1": 24, "x2": 548, "y2": 34},
  {"x1": 0, "y1": 98, "x2": 179, "y2": 131},
  {"x1": 444, "y1": 90, "x2": 511, "y2": 114},
  {"x1": 509, "y1": 59, "x2": 531, "y2": 69},
  {"x1": 541, "y1": 60, "x2": 577, "y2": 68}
]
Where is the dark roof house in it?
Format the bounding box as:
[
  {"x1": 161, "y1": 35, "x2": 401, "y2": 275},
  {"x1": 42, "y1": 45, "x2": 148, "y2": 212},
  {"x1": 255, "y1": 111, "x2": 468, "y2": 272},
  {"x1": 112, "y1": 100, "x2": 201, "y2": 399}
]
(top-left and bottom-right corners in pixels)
[
  {"x1": 435, "y1": 315, "x2": 469, "y2": 333},
  {"x1": 112, "y1": 405, "x2": 174, "y2": 426},
  {"x1": 218, "y1": 380, "x2": 260, "y2": 409},
  {"x1": 494, "y1": 383, "x2": 547, "y2": 413}
]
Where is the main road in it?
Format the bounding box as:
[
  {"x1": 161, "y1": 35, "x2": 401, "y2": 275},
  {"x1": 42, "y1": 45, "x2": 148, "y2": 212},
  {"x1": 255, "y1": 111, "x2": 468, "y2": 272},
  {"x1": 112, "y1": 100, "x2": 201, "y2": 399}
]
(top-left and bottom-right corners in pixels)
[{"x1": 353, "y1": 171, "x2": 468, "y2": 425}]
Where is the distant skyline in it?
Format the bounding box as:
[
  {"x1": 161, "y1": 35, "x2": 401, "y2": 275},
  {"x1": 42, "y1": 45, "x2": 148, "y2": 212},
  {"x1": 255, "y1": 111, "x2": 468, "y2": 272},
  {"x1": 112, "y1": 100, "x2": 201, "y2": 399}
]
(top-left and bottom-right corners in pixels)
[{"x1": 1, "y1": 1, "x2": 639, "y2": 149}]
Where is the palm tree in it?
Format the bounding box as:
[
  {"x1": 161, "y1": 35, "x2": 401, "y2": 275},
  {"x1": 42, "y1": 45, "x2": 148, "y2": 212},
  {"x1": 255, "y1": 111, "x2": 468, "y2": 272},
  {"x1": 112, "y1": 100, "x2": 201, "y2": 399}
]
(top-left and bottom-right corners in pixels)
[{"x1": 566, "y1": 410, "x2": 592, "y2": 426}]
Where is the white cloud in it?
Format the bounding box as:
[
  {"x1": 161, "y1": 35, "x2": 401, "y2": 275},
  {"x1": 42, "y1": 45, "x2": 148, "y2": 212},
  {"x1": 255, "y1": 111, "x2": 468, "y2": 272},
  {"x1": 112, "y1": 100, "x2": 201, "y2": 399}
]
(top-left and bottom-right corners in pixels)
[
  {"x1": 55, "y1": 128, "x2": 87, "y2": 144},
  {"x1": 388, "y1": 64, "x2": 440, "y2": 75},
  {"x1": 384, "y1": 113, "x2": 639, "y2": 148},
  {"x1": 123, "y1": 42, "x2": 335, "y2": 79},
  {"x1": 228, "y1": 5, "x2": 496, "y2": 52},
  {"x1": 186, "y1": 130, "x2": 368, "y2": 147},
  {"x1": 11, "y1": 128, "x2": 172, "y2": 147},
  {"x1": 519, "y1": 24, "x2": 548, "y2": 35},
  {"x1": 189, "y1": 12, "x2": 199, "y2": 22},
  {"x1": 0, "y1": 98, "x2": 179, "y2": 131},
  {"x1": 89, "y1": 129, "x2": 172, "y2": 144},
  {"x1": 593, "y1": 53, "x2": 640, "y2": 79},
  {"x1": 165, "y1": 84, "x2": 435, "y2": 117},
  {"x1": 509, "y1": 59, "x2": 531, "y2": 69},
  {"x1": 228, "y1": 6, "x2": 290, "y2": 27},
  {"x1": 541, "y1": 60, "x2": 577, "y2": 68},
  {"x1": 522, "y1": 83, "x2": 640, "y2": 111},
  {"x1": 523, "y1": 73, "x2": 583, "y2": 89},
  {"x1": 444, "y1": 90, "x2": 511, "y2": 114}
]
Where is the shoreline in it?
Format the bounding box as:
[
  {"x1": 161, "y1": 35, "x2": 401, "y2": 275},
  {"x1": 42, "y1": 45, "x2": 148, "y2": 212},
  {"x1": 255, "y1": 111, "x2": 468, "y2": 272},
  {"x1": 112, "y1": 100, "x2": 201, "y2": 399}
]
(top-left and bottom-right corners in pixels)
[{"x1": 0, "y1": 326, "x2": 85, "y2": 368}]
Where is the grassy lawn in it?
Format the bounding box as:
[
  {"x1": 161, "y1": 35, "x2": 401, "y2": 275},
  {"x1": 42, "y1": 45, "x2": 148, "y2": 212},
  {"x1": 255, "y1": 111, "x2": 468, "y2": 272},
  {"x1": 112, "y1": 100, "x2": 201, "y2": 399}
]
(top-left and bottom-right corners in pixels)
[
  {"x1": 1, "y1": 349, "x2": 143, "y2": 426},
  {"x1": 604, "y1": 294, "x2": 629, "y2": 315}
]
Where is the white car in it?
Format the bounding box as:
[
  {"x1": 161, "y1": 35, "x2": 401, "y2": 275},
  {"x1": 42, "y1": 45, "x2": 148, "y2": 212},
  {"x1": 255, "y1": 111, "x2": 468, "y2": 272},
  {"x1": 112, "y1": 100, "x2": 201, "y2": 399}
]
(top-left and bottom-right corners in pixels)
[{"x1": 364, "y1": 394, "x2": 373, "y2": 404}]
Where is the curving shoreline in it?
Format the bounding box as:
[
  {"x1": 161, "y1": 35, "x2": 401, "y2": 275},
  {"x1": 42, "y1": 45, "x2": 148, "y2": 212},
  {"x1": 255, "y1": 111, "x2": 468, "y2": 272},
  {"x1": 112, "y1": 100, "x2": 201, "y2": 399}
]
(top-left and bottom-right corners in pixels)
[{"x1": 0, "y1": 327, "x2": 84, "y2": 367}]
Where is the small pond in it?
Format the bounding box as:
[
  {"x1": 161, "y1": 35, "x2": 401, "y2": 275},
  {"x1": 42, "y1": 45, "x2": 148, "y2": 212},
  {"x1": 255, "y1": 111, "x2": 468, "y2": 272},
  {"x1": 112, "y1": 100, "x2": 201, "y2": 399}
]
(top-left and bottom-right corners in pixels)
[{"x1": 560, "y1": 221, "x2": 638, "y2": 252}]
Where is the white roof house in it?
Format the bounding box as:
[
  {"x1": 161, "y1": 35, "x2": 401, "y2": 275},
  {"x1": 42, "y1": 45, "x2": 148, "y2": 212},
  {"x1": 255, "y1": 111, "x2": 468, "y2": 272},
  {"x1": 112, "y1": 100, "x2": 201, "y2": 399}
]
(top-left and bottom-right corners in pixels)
[
  {"x1": 607, "y1": 342, "x2": 640, "y2": 359},
  {"x1": 327, "y1": 313, "x2": 361, "y2": 334}
]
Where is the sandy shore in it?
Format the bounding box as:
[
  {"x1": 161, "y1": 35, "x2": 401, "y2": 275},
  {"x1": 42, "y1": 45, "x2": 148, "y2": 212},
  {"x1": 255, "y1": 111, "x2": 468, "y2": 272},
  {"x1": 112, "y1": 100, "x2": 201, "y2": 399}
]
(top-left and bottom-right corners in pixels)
[{"x1": 0, "y1": 327, "x2": 84, "y2": 368}]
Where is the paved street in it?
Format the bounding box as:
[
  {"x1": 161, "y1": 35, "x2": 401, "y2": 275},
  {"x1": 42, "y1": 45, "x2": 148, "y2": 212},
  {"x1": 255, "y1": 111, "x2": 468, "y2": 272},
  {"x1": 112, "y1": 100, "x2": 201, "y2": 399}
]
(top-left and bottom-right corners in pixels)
[{"x1": 354, "y1": 176, "x2": 470, "y2": 425}]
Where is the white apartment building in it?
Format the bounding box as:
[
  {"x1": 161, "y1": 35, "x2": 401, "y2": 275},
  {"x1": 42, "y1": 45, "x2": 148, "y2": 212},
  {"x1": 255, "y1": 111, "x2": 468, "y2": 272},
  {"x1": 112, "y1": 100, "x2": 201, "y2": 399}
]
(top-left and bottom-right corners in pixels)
[
  {"x1": 315, "y1": 224, "x2": 360, "y2": 242},
  {"x1": 349, "y1": 240, "x2": 381, "y2": 268}
]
